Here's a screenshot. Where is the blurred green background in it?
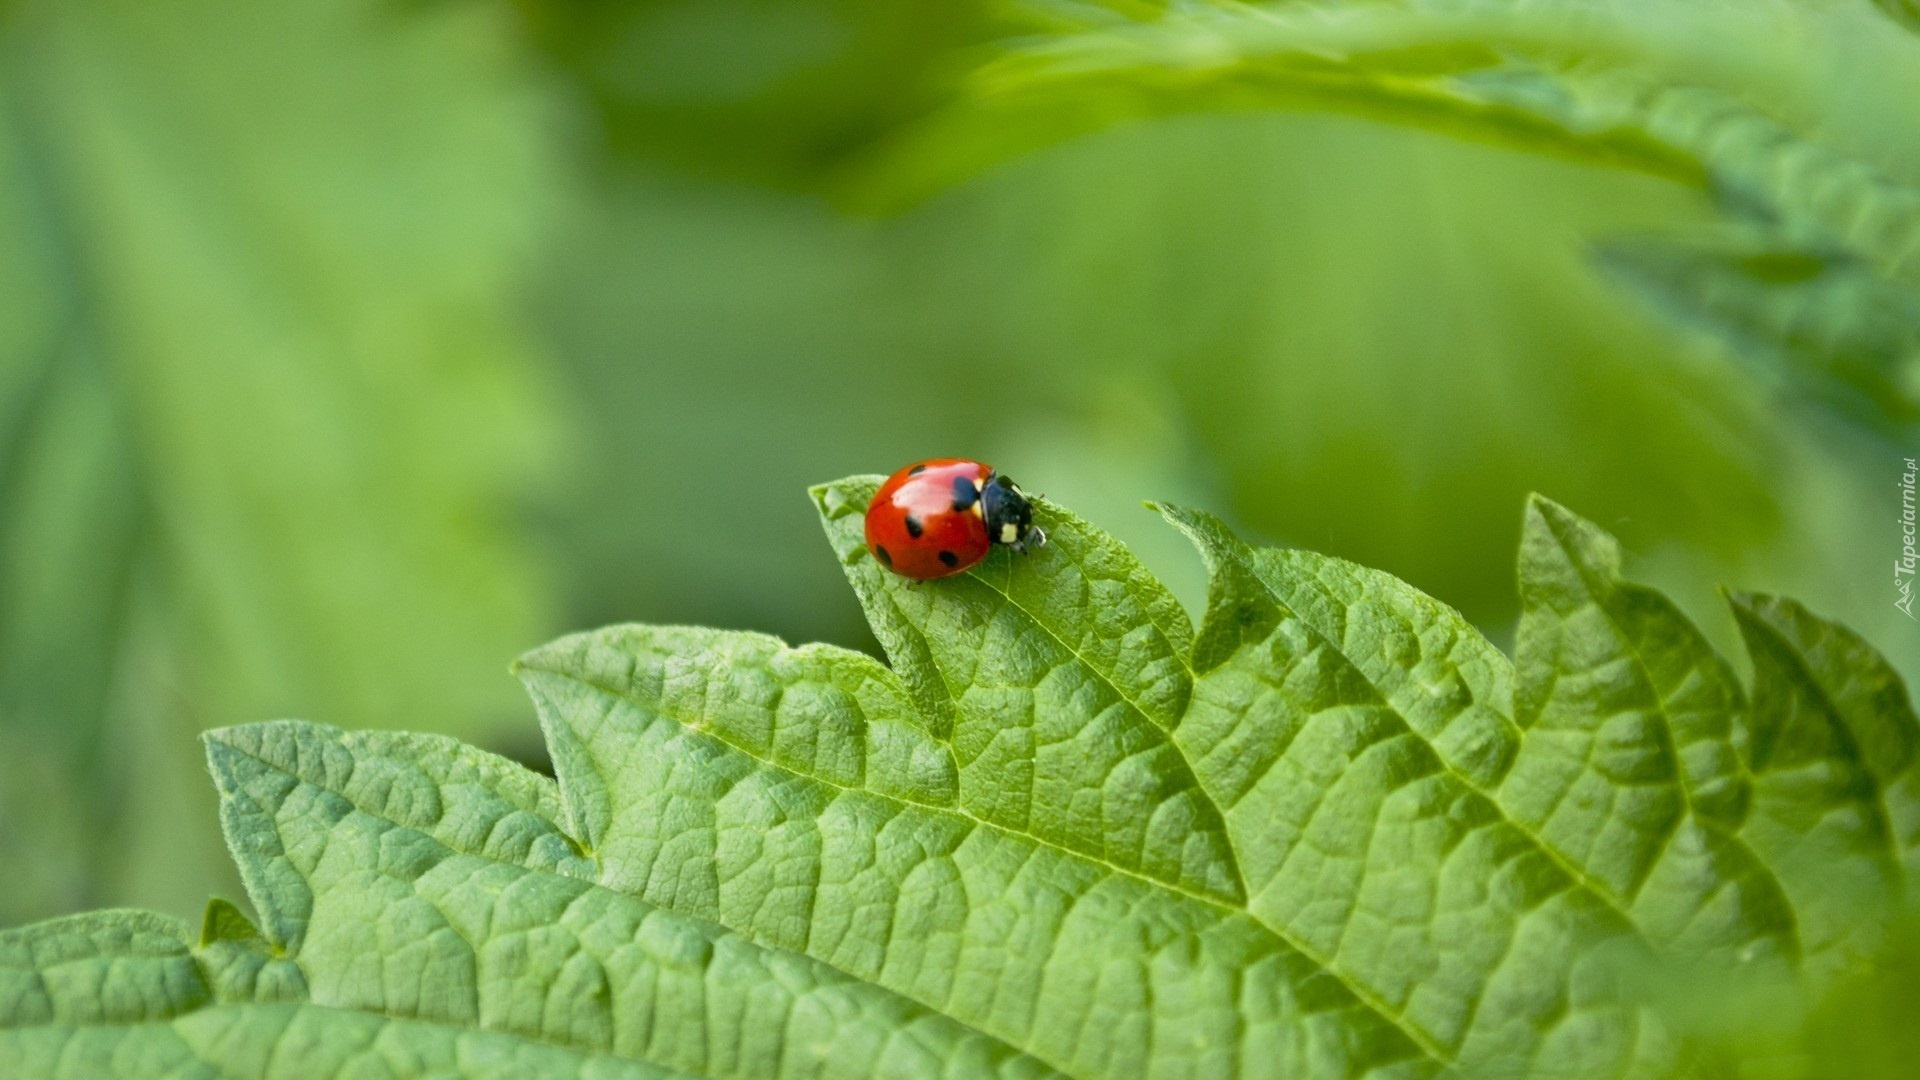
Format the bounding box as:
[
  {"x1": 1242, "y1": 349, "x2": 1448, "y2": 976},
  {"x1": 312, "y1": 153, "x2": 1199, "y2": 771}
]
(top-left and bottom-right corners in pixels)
[{"x1": 1, "y1": 0, "x2": 1915, "y2": 932}]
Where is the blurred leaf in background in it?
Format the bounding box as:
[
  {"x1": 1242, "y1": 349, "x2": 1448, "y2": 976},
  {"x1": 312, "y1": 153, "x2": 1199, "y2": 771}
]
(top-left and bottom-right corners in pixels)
[
  {"x1": 515, "y1": 0, "x2": 1000, "y2": 187},
  {"x1": 1622, "y1": 906, "x2": 1920, "y2": 1080},
  {"x1": 0, "y1": 0, "x2": 559, "y2": 925}
]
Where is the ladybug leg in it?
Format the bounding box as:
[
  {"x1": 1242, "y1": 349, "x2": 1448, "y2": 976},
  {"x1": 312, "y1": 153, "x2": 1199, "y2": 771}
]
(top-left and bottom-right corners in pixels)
[{"x1": 1028, "y1": 526, "x2": 1047, "y2": 550}]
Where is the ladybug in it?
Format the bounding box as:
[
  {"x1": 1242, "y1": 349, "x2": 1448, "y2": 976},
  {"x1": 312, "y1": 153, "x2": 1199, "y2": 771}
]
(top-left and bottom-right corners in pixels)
[{"x1": 864, "y1": 459, "x2": 1046, "y2": 580}]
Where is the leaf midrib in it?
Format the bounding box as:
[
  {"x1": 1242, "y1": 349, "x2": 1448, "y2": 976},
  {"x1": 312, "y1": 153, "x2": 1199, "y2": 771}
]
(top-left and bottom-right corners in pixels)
[
  {"x1": 967, "y1": 548, "x2": 1250, "y2": 901},
  {"x1": 842, "y1": 489, "x2": 1243, "y2": 898},
  {"x1": 974, "y1": 542, "x2": 1193, "y2": 733}
]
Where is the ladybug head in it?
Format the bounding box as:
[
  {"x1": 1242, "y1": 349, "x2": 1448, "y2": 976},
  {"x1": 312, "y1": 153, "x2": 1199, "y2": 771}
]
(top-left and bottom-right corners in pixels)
[{"x1": 982, "y1": 473, "x2": 1045, "y2": 552}]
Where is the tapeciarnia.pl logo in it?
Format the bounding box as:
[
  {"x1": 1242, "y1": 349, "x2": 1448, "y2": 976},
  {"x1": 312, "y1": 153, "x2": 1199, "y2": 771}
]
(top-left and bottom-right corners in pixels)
[{"x1": 1900, "y1": 456, "x2": 1917, "y2": 620}]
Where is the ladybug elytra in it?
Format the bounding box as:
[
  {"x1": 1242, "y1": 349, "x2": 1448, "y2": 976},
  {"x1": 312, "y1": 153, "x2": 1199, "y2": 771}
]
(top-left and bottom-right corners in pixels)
[{"x1": 864, "y1": 459, "x2": 1046, "y2": 580}]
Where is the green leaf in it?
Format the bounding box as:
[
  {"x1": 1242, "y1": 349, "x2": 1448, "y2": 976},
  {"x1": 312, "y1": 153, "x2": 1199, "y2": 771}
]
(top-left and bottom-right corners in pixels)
[
  {"x1": 838, "y1": 4, "x2": 1714, "y2": 211},
  {"x1": 10, "y1": 481, "x2": 1917, "y2": 1077},
  {"x1": 1503, "y1": 498, "x2": 1791, "y2": 959},
  {"x1": 1597, "y1": 232, "x2": 1920, "y2": 432},
  {"x1": 1, "y1": 724, "x2": 1053, "y2": 1078},
  {"x1": 518, "y1": 498, "x2": 1425, "y2": 1075},
  {"x1": 1729, "y1": 592, "x2": 1920, "y2": 971},
  {"x1": 1153, "y1": 500, "x2": 1666, "y2": 1071},
  {"x1": 1572, "y1": 76, "x2": 1920, "y2": 292},
  {"x1": 512, "y1": 480, "x2": 1915, "y2": 1076}
]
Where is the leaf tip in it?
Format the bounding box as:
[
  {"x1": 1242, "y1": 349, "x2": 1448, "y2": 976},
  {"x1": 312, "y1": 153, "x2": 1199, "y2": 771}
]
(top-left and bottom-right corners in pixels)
[
  {"x1": 199, "y1": 725, "x2": 250, "y2": 773},
  {"x1": 1154, "y1": 502, "x2": 1241, "y2": 558},
  {"x1": 809, "y1": 475, "x2": 884, "y2": 521},
  {"x1": 513, "y1": 630, "x2": 600, "y2": 686},
  {"x1": 198, "y1": 896, "x2": 261, "y2": 948},
  {"x1": 1151, "y1": 500, "x2": 1198, "y2": 529},
  {"x1": 1726, "y1": 591, "x2": 1838, "y2": 654},
  {"x1": 1724, "y1": 590, "x2": 1780, "y2": 637},
  {"x1": 1519, "y1": 492, "x2": 1627, "y2": 575},
  {"x1": 1522, "y1": 491, "x2": 1575, "y2": 529}
]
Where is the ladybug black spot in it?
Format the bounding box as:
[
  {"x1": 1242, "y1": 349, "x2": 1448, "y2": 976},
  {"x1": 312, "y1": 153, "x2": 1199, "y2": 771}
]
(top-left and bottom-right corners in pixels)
[
  {"x1": 904, "y1": 514, "x2": 924, "y2": 538},
  {"x1": 909, "y1": 464, "x2": 926, "y2": 474},
  {"x1": 938, "y1": 550, "x2": 959, "y2": 568},
  {"x1": 875, "y1": 545, "x2": 893, "y2": 567},
  {"x1": 950, "y1": 475, "x2": 978, "y2": 512}
]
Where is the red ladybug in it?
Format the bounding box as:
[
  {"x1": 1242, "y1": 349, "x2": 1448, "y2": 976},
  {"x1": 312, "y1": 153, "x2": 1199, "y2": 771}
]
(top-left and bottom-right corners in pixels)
[{"x1": 864, "y1": 459, "x2": 1046, "y2": 580}]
